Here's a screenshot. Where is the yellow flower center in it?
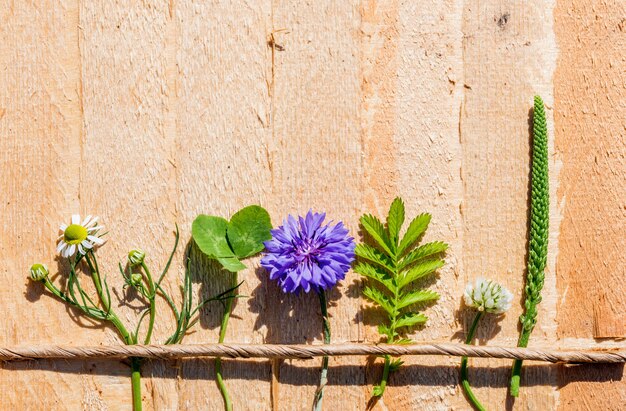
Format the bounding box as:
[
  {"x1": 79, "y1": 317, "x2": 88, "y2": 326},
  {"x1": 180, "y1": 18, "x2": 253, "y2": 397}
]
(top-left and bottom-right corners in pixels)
[{"x1": 64, "y1": 224, "x2": 88, "y2": 244}]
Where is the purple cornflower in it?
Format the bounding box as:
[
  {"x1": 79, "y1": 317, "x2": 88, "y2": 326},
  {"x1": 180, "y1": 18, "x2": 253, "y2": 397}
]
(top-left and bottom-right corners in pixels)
[{"x1": 261, "y1": 211, "x2": 355, "y2": 294}]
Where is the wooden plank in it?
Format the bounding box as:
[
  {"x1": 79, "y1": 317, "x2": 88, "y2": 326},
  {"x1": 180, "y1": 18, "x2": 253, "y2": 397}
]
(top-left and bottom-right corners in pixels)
[
  {"x1": 75, "y1": 2, "x2": 179, "y2": 409},
  {"x1": 554, "y1": 0, "x2": 626, "y2": 408},
  {"x1": 0, "y1": 0, "x2": 86, "y2": 408},
  {"x1": 266, "y1": 1, "x2": 363, "y2": 409},
  {"x1": 0, "y1": 0, "x2": 624, "y2": 409},
  {"x1": 554, "y1": 0, "x2": 626, "y2": 340},
  {"x1": 358, "y1": 0, "x2": 467, "y2": 409},
  {"x1": 172, "y1": 1, "x2": 273, "y2": 410},
  {"x1": 456, "y1": 0, "x2": 558, "y2": 409}
]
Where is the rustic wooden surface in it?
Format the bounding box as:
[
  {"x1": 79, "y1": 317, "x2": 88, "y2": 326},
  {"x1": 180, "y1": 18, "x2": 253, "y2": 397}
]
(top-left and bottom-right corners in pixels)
[{"x1": 0, "y1": 0, "x2": 624, "y2": 410}]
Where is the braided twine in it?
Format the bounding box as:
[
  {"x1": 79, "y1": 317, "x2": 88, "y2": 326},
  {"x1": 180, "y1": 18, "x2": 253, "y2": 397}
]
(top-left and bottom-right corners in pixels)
[{"x1": 0, "y1": 343, "x2": 623, "y2": 364}]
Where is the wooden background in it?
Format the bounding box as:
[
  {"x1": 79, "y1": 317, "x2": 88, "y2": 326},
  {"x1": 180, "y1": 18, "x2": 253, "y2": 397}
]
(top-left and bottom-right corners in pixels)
[{"x1": 1, "y1": 0, "x2": 624, "y2": 409}]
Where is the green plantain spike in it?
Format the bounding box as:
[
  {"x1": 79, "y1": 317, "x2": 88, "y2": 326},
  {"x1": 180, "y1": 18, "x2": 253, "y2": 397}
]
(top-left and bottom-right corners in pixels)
[{"x1": 510, "y1": 95, "x2": 549, "y2": 397}]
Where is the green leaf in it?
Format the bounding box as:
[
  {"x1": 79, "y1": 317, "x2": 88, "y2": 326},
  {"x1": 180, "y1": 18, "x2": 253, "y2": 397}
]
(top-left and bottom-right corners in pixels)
[
  {"x1": 378, "y1": 324, "x2": 396, "y2": 341},
  {"x1": 397, "y1": 213, "x2": 431, "y2": 256},
  {"x1": 372, "y1": 385, "x2": 384, "y2": 397},
  {"x1": 386, "y1": 197, "x2": 405, "y2": 247},
  {"x1": 396, "y1": 290, "x2": 439, "y2": 310},
  {"x1": 398, "y1": 241, "x2": 448, "y2": 271},
  {"x1": 226, "y1": 205, "x2": 272, "y2": 259},
  {"x1": 215, "y1": 256, "x2": 247, "y2": 272},
  {"x1": 397, "y1": 259, "x2": 444, "y2": 289},
  {"x1": 395, "y1": 312, "x2": 428, "y2": 329},
  {"x1": 389, "y1": 358, "x2": 404, "y2": 372},
  {"x1": 354, "y1": 243, "x2": 395, "y2": 274},
  {"x1": 360, "y1": 214, "x2": 394, "y2": 256},
  {"x1": 353, "y1": 262, "x2": 395, "y2": 292},
  {"x1": 363, "y1": 286, "x2": 395, "y2": 316},
  {"x1": 192, "y1": 215, "x2": 246, "y2": 272}
]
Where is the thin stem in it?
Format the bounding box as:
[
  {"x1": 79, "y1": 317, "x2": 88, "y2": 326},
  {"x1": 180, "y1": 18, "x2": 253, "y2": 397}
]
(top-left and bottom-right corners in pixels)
[
  {"x1": 378, "y1": 355, "x2": 391, "y2": 395},
  {"x1": 87, "y1": 253, "x2": 141, "y2": 411},
  {"x1": 156, "y1": 224, "x2": 179, "y2": 287},
  {"x1": 216, "y1": 273, "x2": 237, "y2": 411},
  {"x1": 460, "y1": 311, "x2": 486, "y2": 411},
  {"x1": 312, "y1": 289, "x2": 331, "y2": 411},
  {"x1": 140, "y1": 262, "x2": 157, "y2": 344},
  {"x1": 85, "y1": 253, "x2": 110, "y2": 312},
  {"x1": 42, "y1": 278, "x2": 72, "y2": 304},
  {"x1": 157, "y1": 283, "x2": 180, "y2": 321},
  {"x1": 130, "y1": 357, "x2": 143, "y2": 411},
  {"x1": 510, "y1": 330, "x2": 530, "y2": 396},
  {"x1": 376, "y1": 269, "x2": 401, "y2": 397}
]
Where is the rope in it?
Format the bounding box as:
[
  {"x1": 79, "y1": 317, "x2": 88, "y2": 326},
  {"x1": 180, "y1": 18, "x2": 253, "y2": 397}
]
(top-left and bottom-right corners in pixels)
[{"x1": 0, "y1": 343, "x2": 624, "y2": 364}]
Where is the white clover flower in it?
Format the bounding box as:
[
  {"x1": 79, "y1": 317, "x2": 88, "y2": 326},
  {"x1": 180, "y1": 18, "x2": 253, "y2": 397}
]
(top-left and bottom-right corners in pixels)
[
  {"x1": 464, "y1": 278, "x2": 513, "y2": 314},
  {"x1": 57, "y1": 214, "x2": 105, "y2": 258}
]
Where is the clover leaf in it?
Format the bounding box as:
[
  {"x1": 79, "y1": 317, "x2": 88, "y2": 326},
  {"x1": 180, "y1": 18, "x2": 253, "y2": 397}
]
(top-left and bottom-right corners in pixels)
[{"x1": 192, "y1": 205, "x2": 272, "y2": 272}]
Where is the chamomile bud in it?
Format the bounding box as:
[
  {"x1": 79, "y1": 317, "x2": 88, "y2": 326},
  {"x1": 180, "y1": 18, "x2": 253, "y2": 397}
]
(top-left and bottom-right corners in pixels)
[
  {"x1": 128, "y1": 249, "x2": 145, "y2": 267},
  {"x1": 30, "y1": 263, "x2": 49, "y2": 281},
  {"x1": 130, "y1": 273, "x2": 143, "y2": 287},
  {"x1": 464, "y1": 278, "x2": 513, "y2": 314}
]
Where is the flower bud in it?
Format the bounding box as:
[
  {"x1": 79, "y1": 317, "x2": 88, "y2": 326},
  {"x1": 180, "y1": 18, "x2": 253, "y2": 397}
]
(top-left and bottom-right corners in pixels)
[
  {"x1": 30, "y1": 263, "x2": 49, "y2": 281},
  {"x1": 130, "y1": 273, "x2": 143, "y2": 287},
  {"x1": 128, "y1": 249, "x2": 145, "y2": 267},
  {"x1": 463, "y1": 278, "x2": 513, "y2": 314}
]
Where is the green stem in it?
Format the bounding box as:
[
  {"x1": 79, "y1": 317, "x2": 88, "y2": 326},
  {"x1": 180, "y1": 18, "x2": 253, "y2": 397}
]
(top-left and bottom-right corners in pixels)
[
  {"x1": 378, "y1": 355, "x2": 391, "y2": 395},
  {"x1": 375, "y1": 276, "x2": 401, "y2": 397},
  {"x1": 510, "y1": 330, "x2": 530, "y2": 396},
  {"x1": 460, "y1": 311, "x2": 486, "y2": 411},
  {"x1": 87, "y1": 253, "x2": 141, "y2": 411},
  {"x1": 85, "y1": 253, "x2": 109, "y2": 312},
  {"x1": 216, "y1": 273, "x2": 237, "y2": 411},
  {"x1": 109, "y1": 314, "x2": 133, "y2": 345},
  {"x1": 131, "y1": 357, "x2": 143, "y2": 411},
  {"x1": 312, "y1": 289, "x2": 331, "y2": 411},
  {"x1": 140, "y1": 262, "x2": 157, "y2": 344}
]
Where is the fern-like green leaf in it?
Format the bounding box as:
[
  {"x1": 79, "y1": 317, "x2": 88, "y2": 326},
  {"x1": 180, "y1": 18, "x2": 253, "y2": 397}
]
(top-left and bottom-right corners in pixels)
[
  {"x1": 397, "y1": 213, "x2": 431, "y2": 256},
  {"x1": 389, "y1": 359, "x2": 404, "y2": 372},
  {"x1": 363, "y1": 286, "x2": 395, "y2": 316},
  {"x1": 395, "y1": 312, "x2": 427, "y2": 329},
  {"x1": 353, "y1": 263, "x2": 395, "y2": 293},
  {"x1": 378, "y1": 324, "x2": 397, "y2": 341},
  {"x1": 354, "y1": 244, "x2": 395, "y2": 274},
  {"x1": 360, "y1": 214, "x2": 394, "y2": 256},
  {"x1": 398, "y1": 241, "x2": 448, "y2": 271},
  {"x1": 397, "y1": 259, "x2": 445, "y2": 289},
  {"x1": 387, "y1": 197, "x2": 405, "y2": 247},
  {"x1": 396, "y1": 290, "x2": 439, "y2": 310},
  {"x1": 358, "y1": 198, "x2": 446, "y2": 400}
]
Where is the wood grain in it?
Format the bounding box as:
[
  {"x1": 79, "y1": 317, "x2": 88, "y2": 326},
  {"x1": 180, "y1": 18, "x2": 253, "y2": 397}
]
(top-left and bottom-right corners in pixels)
[
  {"x1": 174, "y1": 1, "x2": 272, "y2": 409},
  {"x1": 0, "y1": 0, "x2": 623, "y2": 409},
  {"x1": 359, "y1": 0, "x2": 467, "y2": 409},
  {"x1": 268, "y1": 1, "x2": 363, "y2": 409},
  {"x1": 0, "y1": 0, "x2": 86, "y2": 409},
  {"x1": 554, "y1": 0, "x2": 626, "y2": 408},
  {"x1": 554, "y1": 0, "x2": 626, "y2": 340},
  {"x1": 458, "y1": 1, "x2": 559, "y2": 409}
]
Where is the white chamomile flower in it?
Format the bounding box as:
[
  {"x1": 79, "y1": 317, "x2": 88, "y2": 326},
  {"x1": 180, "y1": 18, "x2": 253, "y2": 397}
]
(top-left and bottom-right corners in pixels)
[
  {"x1": 57, "y1": 214, "x2": 105, "y2": 258},
  {"x1": 128, "y1": 249, "x2": 146, "y2": 267},
  {"x1": 30, "y1": 263, "x2": 49, "y2": 281},
  {"x1": 464, "y1": 278, "x2": 513, "y2": 314}
]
